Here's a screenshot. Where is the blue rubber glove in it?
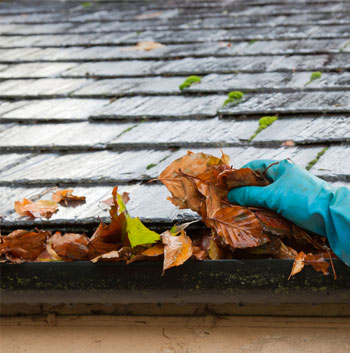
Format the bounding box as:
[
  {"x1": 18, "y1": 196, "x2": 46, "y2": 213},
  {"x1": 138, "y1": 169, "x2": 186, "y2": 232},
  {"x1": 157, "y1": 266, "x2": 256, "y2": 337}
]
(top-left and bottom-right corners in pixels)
[{"x1": 228, "y1": 159, "x2": 350, "y2": 265}]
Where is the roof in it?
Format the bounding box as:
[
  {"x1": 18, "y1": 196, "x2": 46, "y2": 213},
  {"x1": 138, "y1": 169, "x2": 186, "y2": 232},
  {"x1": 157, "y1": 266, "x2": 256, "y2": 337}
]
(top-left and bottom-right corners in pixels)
[{"x1": 0, "y1": 0, "x2": 349, "y2": 232}]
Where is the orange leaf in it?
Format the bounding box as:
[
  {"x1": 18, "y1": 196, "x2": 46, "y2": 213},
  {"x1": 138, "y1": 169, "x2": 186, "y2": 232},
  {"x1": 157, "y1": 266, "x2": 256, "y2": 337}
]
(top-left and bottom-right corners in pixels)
[
  {"x1": 51, "y1": 189, "x2": 86, "y2": 206},
  {"x1": 288, "y1": 251, "x2": 306, "y2": 279},
  {"x1": 127, "y1": 243, "x2": 164, "y2": 264},
  {"x1": 0, "y1": 229, "x2": 49, "y2": 262},
  {"x1": 47, "y1": 232, "x2": 90, "y2": 261},
  {"x1": 14, "y1": 198, "x2": 58, "y2": 219},
  {"x1": 162, "y1": 230, "x2": 193, "y2": 273}
]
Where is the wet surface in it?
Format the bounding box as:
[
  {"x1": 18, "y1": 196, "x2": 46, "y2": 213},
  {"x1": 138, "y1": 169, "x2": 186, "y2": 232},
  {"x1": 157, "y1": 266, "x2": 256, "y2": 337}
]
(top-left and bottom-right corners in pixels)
[{"x1": 0, "y1": 0, "x2": 349, "y2": 227}]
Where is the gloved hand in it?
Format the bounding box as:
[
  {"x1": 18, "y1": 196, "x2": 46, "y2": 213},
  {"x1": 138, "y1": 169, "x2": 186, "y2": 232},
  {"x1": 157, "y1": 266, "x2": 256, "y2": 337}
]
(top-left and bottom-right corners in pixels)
[{"x1": 228, "y1": 159, "x2": 350, "y2": 265}]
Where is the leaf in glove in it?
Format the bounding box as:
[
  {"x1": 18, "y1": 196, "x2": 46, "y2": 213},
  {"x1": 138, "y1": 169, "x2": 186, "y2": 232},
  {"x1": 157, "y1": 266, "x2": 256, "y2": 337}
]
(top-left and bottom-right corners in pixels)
[
  {"x1": 159, "y1": 151, "x2": 229, "y2": 213},
  {"x1": 14, "y1": 198, "x2": 58, "y2": 219},
  {"x1": 46, "y1": 232, "x2": 90, "y2": 261},
  {"x1": 162, "y1": 230, "x2": 193, "y2": 274},
  {"x1": 0, "y1": 229, "x2": 49, "y2": 263}
]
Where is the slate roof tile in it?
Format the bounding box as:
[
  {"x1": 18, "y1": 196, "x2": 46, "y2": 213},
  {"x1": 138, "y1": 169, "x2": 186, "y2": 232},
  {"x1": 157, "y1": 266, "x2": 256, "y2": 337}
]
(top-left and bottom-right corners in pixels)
[{"x1": 0, "y1": 0, "x2": 349, "y2": 228}]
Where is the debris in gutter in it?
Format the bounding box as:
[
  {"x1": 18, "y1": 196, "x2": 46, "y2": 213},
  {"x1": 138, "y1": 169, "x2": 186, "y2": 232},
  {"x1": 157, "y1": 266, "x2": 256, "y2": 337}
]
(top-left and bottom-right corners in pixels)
[{"x1": 1, "y1": 152, "x2": 337, "y2": 279}]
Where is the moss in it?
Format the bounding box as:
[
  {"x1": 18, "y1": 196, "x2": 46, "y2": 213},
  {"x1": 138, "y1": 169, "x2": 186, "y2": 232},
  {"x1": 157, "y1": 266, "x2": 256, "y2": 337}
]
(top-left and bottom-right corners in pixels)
[
  {"x1": 249, "y1": 116, "x2": 278, "y2": 141},
  {"x1": 116, "y1": 124, "x2": 138, "y2": 138},
  {"x1": 306, "y1": 147, "x2": 328, "y2": 170},
  {"x1": 249, "y1": 39, "x2": 257, "y2": 45},
  {"x1": 223, "y1": 91, "x2": 244, "y2": 107},
  {"x1": 146, "y1": 163, "x2": 157, "y2": 170},
  {"x1": 81, "y1": 1, "x2": 92, "y2": 8},
  {"x1": 179, "y1": 75, "x2": 201, "y2": 91},
  {"x1": 306, "y1": 71, "x2": 322, "y2": 85}
]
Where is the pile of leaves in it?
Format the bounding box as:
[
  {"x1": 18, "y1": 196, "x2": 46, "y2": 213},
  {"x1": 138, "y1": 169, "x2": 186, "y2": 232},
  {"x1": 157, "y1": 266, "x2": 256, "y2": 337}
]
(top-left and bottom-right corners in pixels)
[{"x1": 0, "y1": 151, "x2": 336, "y2": 279}]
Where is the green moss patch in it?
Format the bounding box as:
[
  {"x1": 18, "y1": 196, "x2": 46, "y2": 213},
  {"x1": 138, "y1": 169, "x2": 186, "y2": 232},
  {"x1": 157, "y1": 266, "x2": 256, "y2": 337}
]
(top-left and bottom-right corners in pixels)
[
  {"x1": 179, "y1": 76, "x2": 201, "y2": 91},
  {"x1": 81, "y1": 1, "x2": 92, "y2": 8},
  {"x1": 223, "y1": 91, "x2": 244, "y2": 107},
  {"x1": 249, "y1": 116, "x2": 278, "y2": 141},
  {"x1": 306, "y1": 71, "x2": 322, "y2": 85},
  {"x1": 306, "y1": 147, "x2": 328, "y2": 170}
]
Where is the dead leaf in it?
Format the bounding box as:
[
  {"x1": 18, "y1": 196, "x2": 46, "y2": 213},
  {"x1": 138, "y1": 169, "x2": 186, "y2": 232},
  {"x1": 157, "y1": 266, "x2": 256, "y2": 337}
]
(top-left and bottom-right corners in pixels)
[
  {"x1": 217, "y1": 167, "x2": 269, "y2": 189},
  {"x1": 288, "y1": 251, "x2": 306, "y2": 279},
  {"x1": 91, "y1": 247, "x2": 131, "y2": 263},
  {"x1": 162, "y1": 230, "x2": 193, "y2": 273},
  {"x1": 127, "y1": 243, "x2": 164, "y2": 264},
  {"x1": 288, "y1": 251, "x2": 330, "y2": 279},
  {"x1": 0, "y1": 229, "x2": 49, "y2": 262},
  {"x1": 52, "y1": 189, "x2": 86, "y2": 206},
  {"x1": 47, "y1": 232, "x2": 90, "y2": 261},
  {"x1": 207, "y1": 206, "x2": 270, "y2": 248},
  {"x1": 282, "y1": 140, "x2": 295, "y2": 147},
  {"x1": 14, "y1": 198, "x2": 58, "y2": 219},
  {"x1": 120, "y1": 41, "x2": 164, "y2": 52},
  {"x1": 136, "y1": 11, "x2": 163, "y2": 20}
]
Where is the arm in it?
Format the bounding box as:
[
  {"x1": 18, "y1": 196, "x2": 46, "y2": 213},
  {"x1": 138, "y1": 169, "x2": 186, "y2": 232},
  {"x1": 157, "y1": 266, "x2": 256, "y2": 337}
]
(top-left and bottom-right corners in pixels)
[{"x1": 227, "y1": 159, "x2": 350, "y2": 265}]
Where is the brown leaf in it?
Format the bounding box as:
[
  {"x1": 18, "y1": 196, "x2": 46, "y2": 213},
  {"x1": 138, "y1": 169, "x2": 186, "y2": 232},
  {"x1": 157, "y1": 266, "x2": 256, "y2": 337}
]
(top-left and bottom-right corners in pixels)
[
  {"x1": 47, "y1": 232, "x2": 90, "y2": 261},
  {"x1": 51, "y1": 189, "x2": 86, "y2": 206},
  {"x1": 127, "y1": 243, "x2": 164, "y2": 264},
  {"x1": 159, "y1": 151, "x2": 229, "y2": 213},
  {"x1": 206, "y1": 206, "x2": 270, "y2": 248},
  {"x1": 304, "y1": 253, "x2": 330, "y2": 276},
  {"x1": 0, "y1": 229, "x2": 49, "y2": 262},
  {"x1": 14, "y1": 198, "x2": 58, "y2": 219},
  {"x1": 254, "y1": 208, "x2": 293, "y2": 237},
  {"x1": 217, "y1": 167, "x2": 269, "y2": 189},
  {"x1": 120, "y1": 41, "x2": 164, "y2": 52},
  {"x1": 91, "y1": 247, "x2": 131, "y2": 263},
  {"x1": 136, "y1": 11, "x2": 163, "y2": 20},
  {"x1": 288, "y1": 251, "x2": 330, "y2": 279},
  {"x1": 162, "y1": 230, "x2": 193, "y2": 273},
  {"x1": 192, "y1": 246, "x2": 208, "y2": 260}
]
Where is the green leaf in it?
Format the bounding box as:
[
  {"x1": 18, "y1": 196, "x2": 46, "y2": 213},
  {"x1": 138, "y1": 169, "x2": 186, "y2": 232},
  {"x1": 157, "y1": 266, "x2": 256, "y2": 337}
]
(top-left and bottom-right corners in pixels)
[
  {"x1": 126, "y1": 216, "x2": 160, "y2": 248},
  {"x1": 117, "y1": 194, "x2": 127, "y2": 214}
]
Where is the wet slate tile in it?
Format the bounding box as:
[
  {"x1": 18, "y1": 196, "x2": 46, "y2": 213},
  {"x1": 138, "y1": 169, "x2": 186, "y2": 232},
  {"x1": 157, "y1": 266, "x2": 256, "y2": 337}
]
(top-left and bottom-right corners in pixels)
[
  {"x1": 5, "y1": 23, "x2": 74, "y2": 35},
  {"x1": 0, "y1": 121, "x2": 132, "y2": 149},
  {"x1": 71, "y1": 77, "x2": 185, "y2": 97},
  {"x1": 112, "y1": 118, "x2": 257, "y2": 146},
  {"x1": 0, "y1": 153, "x2": 33, "y2": 173},
  {"x1": 0, "y1": 149, "x2": 172, "y2": 184},
  {"x1": 151, "y1": 146, "x2": 325, "y2": 177},
  {"x1": 311, "y1": 146, "x2": 350, "y2": 181},
  {"x1": 241, "y1": 39, "x2": 348, "y2": 55},
  {"x1": 91, "y1": 95, "x2": 226, "y2": 120},
  {"x1": 0, "y1": 184, "x2": 195, "y2": 225},
  {"x1": 0, "y1": 48, "x2": 44, "y2": 62},
  {"x1": 0, "y1": 99, "x2": 108, "y2": 122},
  {"x1": 62, "y1": 60, "x2": 164, "y2": 78},
  {"x1": 0, "y1": 62, "x2": 78, "y2": 78},
  {"x1": 191, "y1": 72, "x2": 350, "y2": 93},
  {"x1": 0, "y1": 79, "x2": 91, "y2": 98},
  {"x1": 0, "y1": 35, "x2": 43, "y2": 48},
  {"x1": 254, "y1": 116, "x2": 350, "y2": 144},
  {"x1": 219, "y1": 91, "x2": 350, "y2": 116}
]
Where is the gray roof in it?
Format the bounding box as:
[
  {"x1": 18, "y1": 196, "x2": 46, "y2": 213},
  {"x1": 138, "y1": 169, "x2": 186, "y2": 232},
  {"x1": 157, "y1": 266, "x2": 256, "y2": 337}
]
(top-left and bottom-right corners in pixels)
[{"x1": 0, "y1": 0, "x2": 349, "y2": 230}]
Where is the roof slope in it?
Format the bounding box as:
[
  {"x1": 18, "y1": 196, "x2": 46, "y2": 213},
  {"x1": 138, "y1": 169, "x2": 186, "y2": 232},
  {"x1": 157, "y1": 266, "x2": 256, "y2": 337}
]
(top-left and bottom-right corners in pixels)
[{"x1": 0, "y1": 0, "x2": 349, "y2": 230}]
